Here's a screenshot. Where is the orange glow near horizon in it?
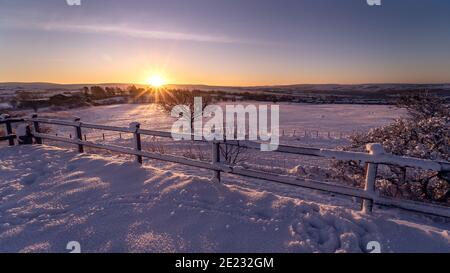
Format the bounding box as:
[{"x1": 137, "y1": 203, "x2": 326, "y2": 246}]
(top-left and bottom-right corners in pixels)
[
  {"x1": 3, "y1": 64, "x2": 450, "y2": 87},
  {"x1": 145, "y1": 74, "x2": 167, "y2": 87}
]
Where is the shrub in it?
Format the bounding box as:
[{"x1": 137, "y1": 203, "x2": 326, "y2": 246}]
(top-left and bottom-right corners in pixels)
[{"x1": 332, "y1": 93, "x2": 449, "y2": 203}]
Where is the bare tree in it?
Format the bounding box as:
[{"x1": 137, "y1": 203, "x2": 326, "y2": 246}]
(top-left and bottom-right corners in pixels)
[
  {"x1": 219, "y1": 142, "x2": 249, "y2": 165},
  {"x1": 156, "y1": 89, "x2": 213, "y2": 129}
]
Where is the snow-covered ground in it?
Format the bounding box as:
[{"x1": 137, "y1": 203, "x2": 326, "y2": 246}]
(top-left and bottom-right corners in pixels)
[
  {"x1": 0, "y1": 145, "x2": 449, "y2": 253},
  {"x1": 1, "y1": 103, "x2": 448, "y2": 253},
  {"x1": 17, "y1": 103, "x2": 404, "y2": 170},
  {"x1": 38, "y1": 102, "x2": 405, "y2": 138}
]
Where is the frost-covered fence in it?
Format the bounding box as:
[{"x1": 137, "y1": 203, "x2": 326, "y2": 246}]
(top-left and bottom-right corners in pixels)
[
  {"x1": 0, "y1": 115, "x2": 24, "y2": 145},
  {"x1": 4, "y1": 115, "x2": 450, "y2": 218}
]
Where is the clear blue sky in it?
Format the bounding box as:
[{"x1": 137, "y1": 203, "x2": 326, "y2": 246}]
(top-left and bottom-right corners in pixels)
[{"x1": 0, "y1": 0, "x2": 449, "y2": 85}]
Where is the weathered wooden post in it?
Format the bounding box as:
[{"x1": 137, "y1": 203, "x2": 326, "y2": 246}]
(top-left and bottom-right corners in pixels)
[
  {"x1": 130, "y1": 122, "x2": 142, "y2": 164},
  {"x1": 211, "y1": 141, "x2": 221, "y2": 182},
  {"x1": 4, "y1": 114, "x2": 14, "y2": 146},
  {"x1": 73, "y1": 117, "x2": 84, "y2": 153},
  {"x1": 362, "y1": 143, "x2": 385, "y2": 214},
  {"x1": 31, "y1": 114, "x2": 42, "y2": 144}
]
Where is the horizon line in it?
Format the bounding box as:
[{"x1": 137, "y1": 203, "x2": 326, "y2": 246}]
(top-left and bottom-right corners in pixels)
[{"x1": 1, "y1": 81, "x2": 450, "y2": 88}]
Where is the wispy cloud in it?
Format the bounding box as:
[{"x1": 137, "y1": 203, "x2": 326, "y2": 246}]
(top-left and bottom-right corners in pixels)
[
  {"x1": 2, "y1": 18, "x2": 262, "y2": 45},
  {"x1": 44, "y1": 23, "x2": 243, "y2": 43}
]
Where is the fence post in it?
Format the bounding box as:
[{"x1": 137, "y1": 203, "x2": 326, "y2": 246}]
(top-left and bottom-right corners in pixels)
[
  {"x1": 32, "y1": 114, "x2": 42, "y2": 144},
  {"x1": 211, "y1": 141, "x2": 221, "y2": 182},
  {"x1": 73, "y1": 117, "x2": 84, "y2": 153},
  {"x1": 362, "y1": 143, "x2": 385, "y2": 214},
  {"x1": 4, "y1": 114, "x2": 14, "y2": 146},
  {"x1": 130, "y1": 122, "x2": 142, "y2": 164}
]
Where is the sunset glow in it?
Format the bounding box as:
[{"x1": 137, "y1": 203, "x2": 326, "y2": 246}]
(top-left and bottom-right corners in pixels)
[
  {"x1": 146, "y1": 75, "x2": 166, "y2": 88},
  {"x1": 1, "y1": 1, "x2": 450, "y2": 85},
  {"x1": 0, "y1": 0, "x2": 449, "y2": 256}
]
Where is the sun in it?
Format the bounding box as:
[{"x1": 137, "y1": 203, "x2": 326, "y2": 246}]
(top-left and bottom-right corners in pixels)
[{"x1": 146, "y1": 75, "x2": 166, "y2": 88}]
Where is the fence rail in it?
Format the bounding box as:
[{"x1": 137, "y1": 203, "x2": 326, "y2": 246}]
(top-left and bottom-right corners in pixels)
[
  {"x1": 0, "y1": 116, "x2": 24, "y2": 146},
  {"x1": 2, "y1": 115, "x2": 450, "y2": 218}
]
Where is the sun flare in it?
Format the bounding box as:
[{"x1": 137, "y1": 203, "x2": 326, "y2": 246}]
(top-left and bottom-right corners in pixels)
[{"x1": 146, "y1": 75, "x2": 166, "y2": 88}]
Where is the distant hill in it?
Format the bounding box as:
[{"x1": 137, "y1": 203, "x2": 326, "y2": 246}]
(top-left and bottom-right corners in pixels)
[
  {"x1": 1, "y1": 82, "x2": 450, "y2": 92},
  {"x1": 1, "y1": 82, "x2": 449, "y2": 103}
]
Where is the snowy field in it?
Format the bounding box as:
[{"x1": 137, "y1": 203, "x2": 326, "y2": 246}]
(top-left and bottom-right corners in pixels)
[
  {"x1": 27, "y1": 103, "x2": 405, "y2": 173},
  {"x1": 38, "y1": 102, "x2": 405, "y2": 139},
  {"x1": 0, "y1": 145, "x2": 449, "y2": 253},
  {"x1": 1, "y1": 103, "x2": 449, "y2": 253}
]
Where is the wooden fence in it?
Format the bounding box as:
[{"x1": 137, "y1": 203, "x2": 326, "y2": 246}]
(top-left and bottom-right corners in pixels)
[
  {"x1": 0, "y1": 115, "x2": 24, "y2": 145},
  {"x1": 1, "y1": 114, "x2": 450, "y2": 218}
]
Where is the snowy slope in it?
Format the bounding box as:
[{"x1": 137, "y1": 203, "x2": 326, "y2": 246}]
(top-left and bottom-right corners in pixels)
[{"x1": 0, "y1": 145, "x2": 449, "y2": 253}]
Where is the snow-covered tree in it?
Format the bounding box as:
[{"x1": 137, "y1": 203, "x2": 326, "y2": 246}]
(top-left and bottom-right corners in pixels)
[{"x1": 332, "y1": 92, "x2": 449, "y2": 203}]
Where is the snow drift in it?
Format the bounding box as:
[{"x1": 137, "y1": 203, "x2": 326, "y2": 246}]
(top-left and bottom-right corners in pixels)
[{"x1": 0, "y1": 145, "x2": 449, "y2": 253}]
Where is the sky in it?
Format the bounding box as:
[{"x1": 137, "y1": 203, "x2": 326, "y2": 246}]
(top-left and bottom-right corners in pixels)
[{"x1": 0, "y1": 0, "x2": 450, "y2": 86}]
